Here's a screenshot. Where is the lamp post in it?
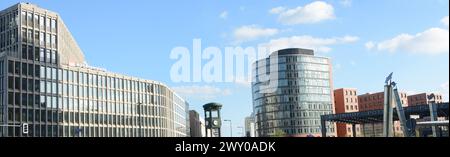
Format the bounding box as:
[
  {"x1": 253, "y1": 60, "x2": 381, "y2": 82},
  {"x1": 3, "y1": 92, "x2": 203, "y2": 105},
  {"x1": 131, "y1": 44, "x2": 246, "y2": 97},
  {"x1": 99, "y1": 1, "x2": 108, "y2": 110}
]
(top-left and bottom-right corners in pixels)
[{"x1": 224, "y1": 120, "x2": 232, "y2": 137}]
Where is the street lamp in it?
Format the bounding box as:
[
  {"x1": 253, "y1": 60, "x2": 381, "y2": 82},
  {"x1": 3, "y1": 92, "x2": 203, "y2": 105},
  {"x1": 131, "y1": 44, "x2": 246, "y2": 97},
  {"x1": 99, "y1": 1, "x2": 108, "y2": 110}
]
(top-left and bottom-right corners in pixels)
[{"x1": 224, "y1": 120, "x2": 232, "y2": 137}]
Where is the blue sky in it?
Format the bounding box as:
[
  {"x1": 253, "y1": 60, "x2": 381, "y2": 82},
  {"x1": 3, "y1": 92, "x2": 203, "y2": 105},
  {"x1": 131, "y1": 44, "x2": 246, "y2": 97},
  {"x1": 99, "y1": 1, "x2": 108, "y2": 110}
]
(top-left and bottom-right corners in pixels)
[{"x1": 1, "y1": 0, "x2": 448, "y2": 137}]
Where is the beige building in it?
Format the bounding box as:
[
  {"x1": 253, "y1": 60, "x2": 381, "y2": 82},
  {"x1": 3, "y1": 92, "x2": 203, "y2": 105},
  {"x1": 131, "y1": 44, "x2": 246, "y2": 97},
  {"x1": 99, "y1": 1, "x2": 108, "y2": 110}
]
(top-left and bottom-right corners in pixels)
[{"x1": 0, "y1": 3, "x2": 189, "y2": 137}]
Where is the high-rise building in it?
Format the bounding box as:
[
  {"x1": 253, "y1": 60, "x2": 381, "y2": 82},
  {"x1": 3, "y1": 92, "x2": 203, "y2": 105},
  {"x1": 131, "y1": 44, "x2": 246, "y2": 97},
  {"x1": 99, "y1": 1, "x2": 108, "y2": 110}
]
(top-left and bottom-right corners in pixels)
[
  {"x1": 189, "y1": 110, "x2": 205, "y2": 137},
  {"x1": 357, "y1": 91, "x2": 408, "y2": 137},
  {"x1": 408, "y1": 93, "x2": 444, "y2": 106},
  {"x1": 252, "y1": 48, "x2": 335, "y2": 137},
  {"x1": 0, "y1": 3, "x2": 189, "y2": 137},
  {"x1": 244, "y1": 114, "x2": 256, "y2": 137},
  {"x1": 333, "y1": 88, "x2": 361, "y2": 137}
]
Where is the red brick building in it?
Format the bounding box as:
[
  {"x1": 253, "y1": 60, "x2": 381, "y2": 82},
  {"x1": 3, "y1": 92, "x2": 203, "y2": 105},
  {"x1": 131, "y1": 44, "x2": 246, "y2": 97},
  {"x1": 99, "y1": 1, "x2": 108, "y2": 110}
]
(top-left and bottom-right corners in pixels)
[
  {"x1": 334, "y1": 88, "x2": 361, "y2": 137},
  {"x1": 408, "y1": 93, "x2": 444, "y2": 106}
]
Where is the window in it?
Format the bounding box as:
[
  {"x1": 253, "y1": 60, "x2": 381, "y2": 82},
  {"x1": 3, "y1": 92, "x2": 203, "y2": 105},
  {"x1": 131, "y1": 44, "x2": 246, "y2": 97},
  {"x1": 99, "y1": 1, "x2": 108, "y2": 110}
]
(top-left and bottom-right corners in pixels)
[
  {"x1": 40, "y1": 66, "x2": 45, "y2": 79},
  {"x1": 51, "y1": 19, "x2": 56, "y2": 33},
  {"x1": 28, "y1": 45, "x2": 34, "y2": 61},
  {"x1": 21, "y1": 11, "x2": 26, "y2": 25},
  {"x1": 46, "y1": 34, "x2": 50, "y2": 47},
  {"x1": 51, "y1": 35, "x2": 56, "y2": 48},
  {"x1": 28, "y1": 64, "x2": 34, "y2": 76},
  {"x1": 22, "y1": 28, "x2": 26, "y2": 43},
  {"x1": 52, "y1": 82, "x2": 56, "y2": 94},
  {"x1": 46, "y1": 49, "x2": 51, "y2": 63},
  {"x1": 39, "y1": 32, "x2": 44, "y2": 46},
  {"x1": 34, "y1": 47, "x2": 39, "y2": 61},
  {"x1": 46, "y1": 18, "x2": 51, "y2": 32},
  {"x1": 21, "y1": 63, "x2": 27, "y2": 76},
  {"x1": 28, "y1": 29, "x2": 33, "y2": 44},
  {"x1": 27, "y1": 13, "x2": 32, "y2": 27},
  {"x1": 40, "y1": 48, "x2": 45, "y2": 62},
  {"x1": 21, "y1": 93, "x2": 27, "y2": 107},
  {"x1": 34, "y1": 14, "x2": 39, "y2": 28},
  {"x1": 8, "y1": 92, "x2": 13, "y2": 105},
  {"x1": 34, "y1": 31, "x2": 39, "y2": 45},
  {"x1": 8, "y1": 61, "x2": 13, "y2": 74},
  {"x1": 40, "y1": 81, "x2": 45, "y2": 93},
  {"x1": 35, "y1": 65, "x2": 40, "y2": 77},
  {"x1": 51, "y1": 51, "x2": 56, "y2": 64},
  {"x1": 52, "y1": 68, "x2": 57, "y2": 80},
  {"x1": 15, "y1": 93, "x2": 20, "y2": 106},
  {"x1": 46, "y1": 67, "x2": 51, "y2": 79},
  {"x1": 28, "y1": 79, "x2": 33, "y2": 92},
  {"x1": 14, "y1": 62, "x2": 20, "y2": 74},
  {"x1": 40, "y1": 16, "x2": 45, "y2": 30}
]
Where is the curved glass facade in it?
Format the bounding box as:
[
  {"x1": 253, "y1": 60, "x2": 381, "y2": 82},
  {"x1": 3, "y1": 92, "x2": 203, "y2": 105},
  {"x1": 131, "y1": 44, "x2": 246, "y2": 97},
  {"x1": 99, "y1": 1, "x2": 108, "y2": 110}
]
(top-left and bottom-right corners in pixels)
[{"x1": 252, "y1": 48, "x2": 335, "y2": 137}]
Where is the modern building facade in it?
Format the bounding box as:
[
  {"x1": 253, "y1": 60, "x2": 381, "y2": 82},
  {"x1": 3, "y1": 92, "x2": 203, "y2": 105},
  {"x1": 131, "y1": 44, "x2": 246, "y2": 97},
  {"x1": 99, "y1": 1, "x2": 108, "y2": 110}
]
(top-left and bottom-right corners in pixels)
[
  {"x1": 333, "y1": 88, "x2": 361, "y2": 137},
  {"x1": 0, "y1": 3, "x2": 189, "y2": 137},
  {"x1": 244, "y1": 114, "x2": 256, "y2": 137},
  {"x1": 358, "y1": 91, "x2": 408, "y2": 137},
  {"x1": 252, "y1": 48, "x2": 335, "y2": 137}
]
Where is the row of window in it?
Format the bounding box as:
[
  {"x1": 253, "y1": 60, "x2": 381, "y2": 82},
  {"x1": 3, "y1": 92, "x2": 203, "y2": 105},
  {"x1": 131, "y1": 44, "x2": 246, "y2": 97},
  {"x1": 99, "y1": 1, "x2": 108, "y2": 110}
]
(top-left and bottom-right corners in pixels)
[
  {"x1": 254, "y1": 63, "x2": 330, "y2": 76},
  {"x1": 6, "y1": 106, "x2": 169, "y2": 127},
  {"x1": 0, "y1": 29, "x2": 18, "y2": 49},
  {"x1": 345, "y1": 90, "x2": 357, "y2": 96},
  {"x1": 8, "y1": 61, "x2": 42, "y2": 77},
  {"x1": 4, "y1": 125, "x2": 176, "y2": 137},
  {"x1": 21, "y1": 28, "x2": 57, "y2": 48},
  {"x1": 0, "y1": 11, "x2": 18, "y2": 31},
  {"x1": 21, "y1": 11, "x2": 56, "y2": 33},
  {"x1": 18, "y1": 45, "x2": 57, "y2": 63},
  {"x1": 255, "y1": 102, "x2": 333, "y2": 113},
  {"x1": 346, "y1": 105, "x2": 358, "y2": 111},
  {"x1": 258, "y1": 126, "x2": 335, "y2": 136}
]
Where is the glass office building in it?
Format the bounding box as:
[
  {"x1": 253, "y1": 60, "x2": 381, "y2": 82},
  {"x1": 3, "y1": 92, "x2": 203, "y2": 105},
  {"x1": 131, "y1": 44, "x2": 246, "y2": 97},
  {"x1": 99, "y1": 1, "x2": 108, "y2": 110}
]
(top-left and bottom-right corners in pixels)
[
  {"x1": 0, "y1": 3, "x2": 189, "y2": 137},
  {"x1": 252, "y1": 48, "x2": 335, "y2": 137}
]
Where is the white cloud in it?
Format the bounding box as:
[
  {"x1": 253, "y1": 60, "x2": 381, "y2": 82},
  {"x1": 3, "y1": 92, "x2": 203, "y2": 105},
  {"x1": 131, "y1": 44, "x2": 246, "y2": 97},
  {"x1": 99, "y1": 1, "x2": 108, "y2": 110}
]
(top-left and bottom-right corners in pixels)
[
  {"x1": 259, "y1": 35, "x2": 359, "y2": 53},
  {"x1": 340, "y1": 0, "x2": 352, "y2": 7},
  {"x1": 233, "y1": 25, "x2": 279, "y2": 44},
  {"x1": 219, "y1": 11, "x2": 228, "y2": 19},
  {"x1": 269, "y1": 7, "x2": 286, "y2": 14},
  {"x1": 441, "y1": 16, "x2": 449, "y2": 28},
  {"x1": 172, "y1": 85, "x2": 232, "y2": 101},
  {"x1": 270, "y1": 1, "x2": 335, "y2": 25},
  {"x1": 365, "y1": 41, "x2": 375, "y2": 50},
  {"x1": 369, "y1": 28, "x2": 449, "y2": 54}
]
